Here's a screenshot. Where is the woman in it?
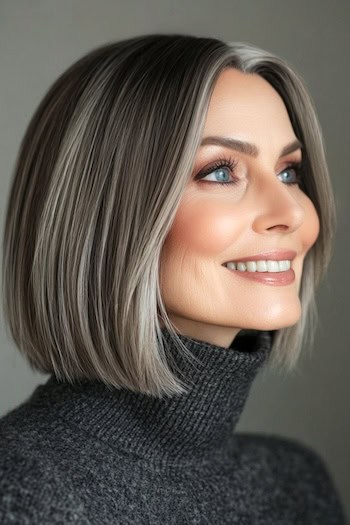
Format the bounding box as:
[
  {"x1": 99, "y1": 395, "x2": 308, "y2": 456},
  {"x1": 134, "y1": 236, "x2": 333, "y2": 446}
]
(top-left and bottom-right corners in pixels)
[{"x1": 0, "y1": 34, "x2": 346, "y2": 523}]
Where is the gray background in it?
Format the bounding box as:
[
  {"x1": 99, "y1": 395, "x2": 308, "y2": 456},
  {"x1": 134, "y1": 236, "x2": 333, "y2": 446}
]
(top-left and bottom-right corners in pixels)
[{"x1": 1, "y1": 0, "x2": 349, "y2": 519}]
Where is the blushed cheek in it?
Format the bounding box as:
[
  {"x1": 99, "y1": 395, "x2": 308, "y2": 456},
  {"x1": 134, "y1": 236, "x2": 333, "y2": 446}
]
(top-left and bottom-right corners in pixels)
[
  {"x1": 164, "y1": 199, "x2": 241, "y2": 258},
  {"x1": 295, "y1": 200, "x2": 320, "y2": 295},
  {"x1": 302, "y1": 199, "x2": 320, "y2": 253}
]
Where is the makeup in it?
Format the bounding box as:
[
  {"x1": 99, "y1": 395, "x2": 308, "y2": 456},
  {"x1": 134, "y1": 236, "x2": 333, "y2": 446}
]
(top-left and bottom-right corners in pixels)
[
  {"x1": 160, "y1": 68, "x2": 320, "y2": 347},
  {"x1": 222, "y1": 265, "x2": 295, "y2": 286}
]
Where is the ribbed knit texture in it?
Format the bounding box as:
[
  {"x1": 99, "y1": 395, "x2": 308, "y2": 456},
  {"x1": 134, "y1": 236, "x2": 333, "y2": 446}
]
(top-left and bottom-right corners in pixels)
[{"x1": 0, "y1": 328, "x2": 346, "y2": 524}]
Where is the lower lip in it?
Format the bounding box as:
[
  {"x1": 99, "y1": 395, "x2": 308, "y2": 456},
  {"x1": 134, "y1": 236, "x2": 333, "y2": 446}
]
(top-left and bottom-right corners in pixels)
[{"x1": 224, "y1": 266, "x2": 295, "y2": 285}]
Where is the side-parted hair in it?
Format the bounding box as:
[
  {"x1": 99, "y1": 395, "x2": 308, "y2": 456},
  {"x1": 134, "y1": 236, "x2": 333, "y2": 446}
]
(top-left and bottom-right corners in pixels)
[{"x1": 2, "y1": 34, "x2": 335, "y2": 398}]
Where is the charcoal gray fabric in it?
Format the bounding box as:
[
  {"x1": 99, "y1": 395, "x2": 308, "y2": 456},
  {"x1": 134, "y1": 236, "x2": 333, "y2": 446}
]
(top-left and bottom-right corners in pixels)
[{"x1": 0, "y1": 328, "x2": 346, "y2": 524}]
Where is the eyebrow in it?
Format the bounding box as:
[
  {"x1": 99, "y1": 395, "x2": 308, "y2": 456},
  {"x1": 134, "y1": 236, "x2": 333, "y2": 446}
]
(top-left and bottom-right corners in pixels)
[{"x1": 200, "y1": 136, "x2": 303, "y2": 158}]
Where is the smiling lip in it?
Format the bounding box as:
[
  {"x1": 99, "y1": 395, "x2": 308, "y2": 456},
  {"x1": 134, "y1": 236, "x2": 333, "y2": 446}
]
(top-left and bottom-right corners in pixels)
[
  {"x1": 222, "y1": 250, "x2": 297, "y2": 286},
  {"x1": 222, "y1": 250, "x2": 297, "y2": 264},
  {"x1": 224, "y1": 267, "x2": 295, "y2": 285}
]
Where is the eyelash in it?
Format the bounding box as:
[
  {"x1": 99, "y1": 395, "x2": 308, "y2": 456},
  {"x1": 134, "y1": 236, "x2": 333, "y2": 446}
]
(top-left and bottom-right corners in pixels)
[{"x1": 194, "y1": 156, "x2": 304, "y2": 187}]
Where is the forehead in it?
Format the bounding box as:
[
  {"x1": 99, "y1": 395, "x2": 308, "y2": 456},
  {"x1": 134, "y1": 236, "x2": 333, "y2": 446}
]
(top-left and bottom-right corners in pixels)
[{"x1": 204, "y1": 68, "x2": 295, "y2": 141}]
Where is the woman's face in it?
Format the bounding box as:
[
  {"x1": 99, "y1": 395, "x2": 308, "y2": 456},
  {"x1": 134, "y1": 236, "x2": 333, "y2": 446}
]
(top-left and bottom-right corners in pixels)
[{"x1": 159, "y1": 68, "x2": 320, "y2": 348}]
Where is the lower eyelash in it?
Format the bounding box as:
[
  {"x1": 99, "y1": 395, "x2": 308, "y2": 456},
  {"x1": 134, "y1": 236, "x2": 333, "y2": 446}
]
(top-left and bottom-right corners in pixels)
[{"x1": 216, "y1": 180, "x2": 237, "y2": 186}]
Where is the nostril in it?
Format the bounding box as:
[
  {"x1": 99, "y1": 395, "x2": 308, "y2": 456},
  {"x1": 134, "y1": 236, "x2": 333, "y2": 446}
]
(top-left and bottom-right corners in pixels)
[{"x1": 267, "y1": 225, "x2": 289, "y2": 232}]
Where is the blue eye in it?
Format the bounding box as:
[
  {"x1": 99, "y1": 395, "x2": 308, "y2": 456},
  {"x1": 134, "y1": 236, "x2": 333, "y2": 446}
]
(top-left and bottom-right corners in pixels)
[
  {"x1": 278, "y1": 164, "x2": 303, "y2": 185},
  {"x1": 194, "y1": 158, "x2": 304, "y2": 188},
  {"x1": 208, "y1": 167, "x2": 232, "y2": 183},
  {"x1": 194, "y1": 157, "x2": 239, "y2": 186}
]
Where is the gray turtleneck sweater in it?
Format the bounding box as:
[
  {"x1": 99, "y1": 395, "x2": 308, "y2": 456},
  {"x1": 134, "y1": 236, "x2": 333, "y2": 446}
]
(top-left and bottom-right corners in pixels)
[{"x1": 0, "y1": 329, "x2": 346, "y2": 524}]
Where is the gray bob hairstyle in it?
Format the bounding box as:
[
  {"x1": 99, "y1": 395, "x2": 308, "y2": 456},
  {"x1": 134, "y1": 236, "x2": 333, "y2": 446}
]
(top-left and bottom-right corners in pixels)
[{"x1": 2, "y1": 33, "x2": 335, "y2": 398}]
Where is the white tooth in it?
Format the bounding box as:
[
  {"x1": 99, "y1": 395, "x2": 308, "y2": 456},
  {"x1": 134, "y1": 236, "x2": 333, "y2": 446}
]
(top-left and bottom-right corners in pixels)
[
  {"x1": 246, "y1": 261, "x2": 257, "y2": 272},
  {"x1": 256, "y1": 260, "x2": 267, "y2": 272},
  {"x1": 227, "y1": 259, "x2": 291, "y2": 272},
  {"x1": 279, "y1": 260, "x2": 291, "y2": 271},
  {"x1": 267, "y1": 260, "x2": 280, "y2": 272}
]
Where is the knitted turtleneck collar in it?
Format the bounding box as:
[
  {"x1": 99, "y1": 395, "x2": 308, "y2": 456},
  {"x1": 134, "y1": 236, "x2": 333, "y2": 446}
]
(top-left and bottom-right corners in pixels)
[{"x1": 30, "y1": 328, "x2": 272, "y2": 465}]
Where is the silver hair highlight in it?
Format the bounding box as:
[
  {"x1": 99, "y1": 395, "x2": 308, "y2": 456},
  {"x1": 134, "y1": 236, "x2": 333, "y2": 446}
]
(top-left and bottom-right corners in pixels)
[{"x1": 2, "y1": 34, "x2": 335, "y2": 398}]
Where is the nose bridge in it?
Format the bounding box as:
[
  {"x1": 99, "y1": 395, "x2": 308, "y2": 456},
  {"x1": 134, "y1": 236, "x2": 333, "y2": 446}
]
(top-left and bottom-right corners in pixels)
[{"x1": 252, "y1": 174, "x2": 305, "y2": 232}]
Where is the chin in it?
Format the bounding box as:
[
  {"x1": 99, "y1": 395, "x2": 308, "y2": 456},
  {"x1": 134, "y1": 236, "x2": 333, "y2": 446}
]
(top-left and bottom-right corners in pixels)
[
  {"x1": 249, "y1": 313, "x2": 301, "y2": 331},
  {"x1": 251, "y1": 319, "x2": 300, "y2": 331},
  {"x1": 235, "y1": 302, "x2": 302, "y2": 332}
]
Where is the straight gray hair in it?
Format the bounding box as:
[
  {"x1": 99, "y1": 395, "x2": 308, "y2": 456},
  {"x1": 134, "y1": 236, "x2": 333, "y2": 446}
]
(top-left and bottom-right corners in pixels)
[{"x1": 2, "y1": 34, "x2": 335, "y2": 398}]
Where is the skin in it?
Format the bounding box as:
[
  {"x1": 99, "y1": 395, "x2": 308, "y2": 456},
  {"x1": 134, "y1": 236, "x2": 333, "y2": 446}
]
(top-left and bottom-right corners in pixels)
[{"x1": 159, "y1": 68, "x2": 320, "y2": 348}]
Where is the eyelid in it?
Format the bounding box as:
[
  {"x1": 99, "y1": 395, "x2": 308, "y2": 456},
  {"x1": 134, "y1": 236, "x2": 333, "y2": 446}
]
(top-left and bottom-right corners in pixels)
[
  {"x1": 193, "y1": 155, "x2": 239, "y2": 178},
  {"x1": 279, "y1": 160, "x2": 302, "y2": 171},
  {"x1": 196, "y1": 148, "x2": 302, "y2": 165},
  {"x1": 277, "y1": 152, "x2": 303, "y2": 167},
  {"x1": 193, "y1": 151, "x2": 303, "y2": 179}
]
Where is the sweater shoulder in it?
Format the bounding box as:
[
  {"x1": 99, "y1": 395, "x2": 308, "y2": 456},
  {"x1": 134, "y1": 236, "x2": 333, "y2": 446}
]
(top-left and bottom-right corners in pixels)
[
  {"x1": 235, "y1": 430, "x2": 330, "y2": 467},
  {"x1": 234, "y1": 431, "x2": 338, "y2": 486},
  {"x1": 0, "y1": 402, "x2": 86, "y2": 524},
  {"x1": 0, "y1": 397, "x2": 56, "y2": 460},
  {"x1": 0, "y1": 445, "x2": 77, "y2": 524},
  {"x1": 233, "y1": 432, "x2": 346, "y2": 521}
]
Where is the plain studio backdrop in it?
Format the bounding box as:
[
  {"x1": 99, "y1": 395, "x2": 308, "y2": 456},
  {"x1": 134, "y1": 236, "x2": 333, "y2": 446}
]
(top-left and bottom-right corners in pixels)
[{"x1": 0, "y1": 0, "x2": 349, "y2": 520}]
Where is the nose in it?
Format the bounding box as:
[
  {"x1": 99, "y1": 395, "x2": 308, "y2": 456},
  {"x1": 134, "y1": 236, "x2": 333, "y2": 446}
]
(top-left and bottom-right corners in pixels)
[{"x1": 252, "y1": 176, "x2": 305, "y2": 234}]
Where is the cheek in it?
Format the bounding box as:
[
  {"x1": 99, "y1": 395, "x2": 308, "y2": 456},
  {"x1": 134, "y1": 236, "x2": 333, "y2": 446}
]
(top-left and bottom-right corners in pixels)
[
  {"x1": 162, "y1": 195, "x2": 242, "y2": 258},
  {"x1": 294, "y1": 197, "x2": 320, "y2": 294},
  {"x1": 301, "y1": 196, "x2": 320, "y2": 252}
]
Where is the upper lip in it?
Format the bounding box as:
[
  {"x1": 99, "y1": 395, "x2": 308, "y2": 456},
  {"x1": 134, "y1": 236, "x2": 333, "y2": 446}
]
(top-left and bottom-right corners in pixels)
[{"x1": 222, "y1": 250, "x2": 297, "y2": 264}]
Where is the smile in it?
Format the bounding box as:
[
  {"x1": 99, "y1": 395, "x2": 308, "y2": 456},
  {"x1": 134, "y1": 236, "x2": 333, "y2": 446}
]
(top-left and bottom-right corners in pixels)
[{"x1": 223, "y1": 260, "x2": 292, "y2": 273}]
